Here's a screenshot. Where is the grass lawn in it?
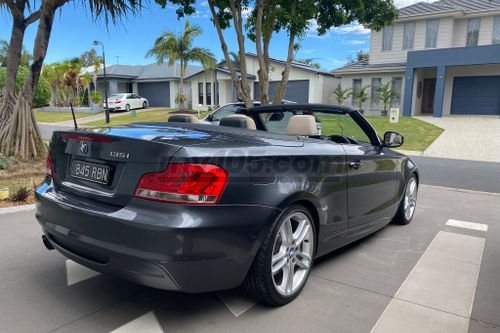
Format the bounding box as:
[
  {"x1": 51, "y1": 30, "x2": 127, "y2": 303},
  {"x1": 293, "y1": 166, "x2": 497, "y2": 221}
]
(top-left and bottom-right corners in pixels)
[
  {"x1": 84, "y1": 109, "x2": 211, "y2": 127},
  {"x1": 35, "y1": 110, "x2": 101, "y2": 123},
  {"x1": 365, "y1": 116, "x2": 444, "y2": 152}
]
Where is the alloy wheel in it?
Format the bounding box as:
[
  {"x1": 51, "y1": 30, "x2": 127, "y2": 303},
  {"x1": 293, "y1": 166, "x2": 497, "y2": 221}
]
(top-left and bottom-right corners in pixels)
[
  {"x1": 271, "y1": 211, "x2": 314, "y2": 296},
  {"x1": 404, "y1": 177, "x2": 417, "y2": 220}
]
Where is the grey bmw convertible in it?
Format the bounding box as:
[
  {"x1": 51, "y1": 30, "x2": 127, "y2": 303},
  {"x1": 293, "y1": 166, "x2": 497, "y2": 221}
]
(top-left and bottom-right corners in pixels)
[{"x1": 36, "y1": 104, "x2": 418, "y2": 306}]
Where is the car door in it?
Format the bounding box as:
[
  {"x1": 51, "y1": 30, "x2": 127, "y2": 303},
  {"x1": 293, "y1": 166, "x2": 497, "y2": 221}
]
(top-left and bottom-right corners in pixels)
[{"x1": 317, "y1": 111, "x2": 402, "y2": 228}]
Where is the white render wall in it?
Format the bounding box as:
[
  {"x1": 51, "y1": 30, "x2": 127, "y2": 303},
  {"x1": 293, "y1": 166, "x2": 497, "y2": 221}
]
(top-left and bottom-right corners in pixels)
[
  {"x1": 370, "y1": 18, "x2": 454, "y2": 64},
  {"x1": 337, "y1": 71, "x2": 406, "y2": 113},
  {"x1": 370, "y1": 14, "x2": 499, "y2": 65}
]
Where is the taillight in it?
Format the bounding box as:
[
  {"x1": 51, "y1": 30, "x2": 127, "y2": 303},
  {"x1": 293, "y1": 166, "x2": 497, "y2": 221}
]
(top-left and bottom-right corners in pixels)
[
  {"x1": 135, "y1": 163, "x2": 228, "y2": 205},
  {"x1": 46, "y1": 154, "x2": 53, "y2": 178},
  {"x1": 115, "y1": 100, "x2": 121, "y2": 103}
]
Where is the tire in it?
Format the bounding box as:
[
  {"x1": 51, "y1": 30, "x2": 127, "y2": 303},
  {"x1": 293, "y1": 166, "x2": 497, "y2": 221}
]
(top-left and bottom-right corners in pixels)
[
  {"x1": 125, "y1": 104, "x2": 130, "y2": 112},
  {"x1": 244, "y1": 205, "x2": 315, "y2": 306},
  {"x1": 392, "y1": 175, "x2": 418, "y2": 225},
  {"x1": 143, "y1": 101, "x2": 148, "y2": 109}
]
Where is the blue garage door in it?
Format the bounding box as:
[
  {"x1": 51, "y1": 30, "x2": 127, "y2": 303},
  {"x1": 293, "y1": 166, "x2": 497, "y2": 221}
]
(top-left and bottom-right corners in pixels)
[
  {"x1": 451, "y1": 76, "x2": 500, "y2": 115},
  {"x1": 138, "y1": 82, "x2": 170, "y2": 107},
  {"x1": 254, "y1": 80, "x2": 309, "y2": 103}
]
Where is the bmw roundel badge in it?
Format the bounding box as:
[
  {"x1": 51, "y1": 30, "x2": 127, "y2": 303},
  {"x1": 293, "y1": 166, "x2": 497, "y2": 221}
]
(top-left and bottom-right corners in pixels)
[{"x1": 79, "y1": 140, "x2": 89, "y2": 154}]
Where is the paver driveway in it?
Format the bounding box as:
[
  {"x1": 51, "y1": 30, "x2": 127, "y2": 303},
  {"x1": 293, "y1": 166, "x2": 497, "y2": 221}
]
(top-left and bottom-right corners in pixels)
[
  {"x1": 0, "y1": 186, "x2": 499, "y2": 333},
  {"x1": 416, "y1": 116, "x2": 500, "y2": 162}
]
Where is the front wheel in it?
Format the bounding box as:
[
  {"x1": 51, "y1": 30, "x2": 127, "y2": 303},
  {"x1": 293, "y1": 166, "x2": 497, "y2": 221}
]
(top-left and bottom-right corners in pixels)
[
  {"x1": 392, "y1": 175, "x2": 418, "y2": 225},
  {"x1": 244, "y1": 205, "x2": 315, "y2": 306},
  {"x1": 143, "y1": 101, "x2": 148, "y2": 109}
]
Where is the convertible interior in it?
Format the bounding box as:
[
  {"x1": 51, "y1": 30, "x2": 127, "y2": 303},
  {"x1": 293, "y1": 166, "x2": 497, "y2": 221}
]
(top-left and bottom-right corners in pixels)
[{"x1": 167, "y1": 110, "x2": 367, "y2": 145}]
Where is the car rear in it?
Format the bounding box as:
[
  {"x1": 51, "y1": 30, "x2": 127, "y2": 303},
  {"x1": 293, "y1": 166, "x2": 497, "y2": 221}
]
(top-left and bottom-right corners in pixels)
[{"x1": 35, "y1": 126, "x2": 281, "y2": 292}]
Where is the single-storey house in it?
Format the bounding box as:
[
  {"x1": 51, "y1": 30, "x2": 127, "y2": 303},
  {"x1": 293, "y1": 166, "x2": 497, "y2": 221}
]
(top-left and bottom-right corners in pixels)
[
  {"x1": 186, "y1": 53, "x2": 339, "y2": 110},
  {"x1": 86, "y1": 63, "x2": 201, "y2": 108},
  {"x1": 332, "y1": 0, "x2": 500, "y2": 117}
]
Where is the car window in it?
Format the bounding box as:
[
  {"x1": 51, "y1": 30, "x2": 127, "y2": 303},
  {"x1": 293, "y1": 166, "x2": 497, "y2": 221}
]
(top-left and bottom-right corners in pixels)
[
  {"x1": 131, "y1": 94, "x2": 140, "y2": 99},
  {"x1": 110, "y1": 94, "x2": 126, "y2": 99},
  {"x1": 315, "y1": 112, "x2": 371, "y2": 144},
  {"x1": 258, "y1": 109, "x2": 371, "y2": 144},
  {"x1": 211, "y1": 105, "x2": 243, "y2": 121}
]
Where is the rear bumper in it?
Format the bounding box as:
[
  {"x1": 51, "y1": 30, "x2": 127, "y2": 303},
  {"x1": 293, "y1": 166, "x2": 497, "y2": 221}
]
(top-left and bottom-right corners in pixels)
[{"x1": 35, "y1": 181, "x2": 281, "y2": 293}]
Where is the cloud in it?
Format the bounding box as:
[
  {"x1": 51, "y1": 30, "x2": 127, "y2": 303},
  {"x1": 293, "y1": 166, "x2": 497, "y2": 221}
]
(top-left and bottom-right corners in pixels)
[
  {"x1": 333, "y1": 23, "x2": 370, "y2": 35},
  {"x1": 345, "y1": 39, "x2": 367, "y2": 45},
  {"x1": 307, "y1": 20, "x2": 370, "y2": 39},
  {"x1": 395, "y1": 0, "x2": 432, "y2": 8}
]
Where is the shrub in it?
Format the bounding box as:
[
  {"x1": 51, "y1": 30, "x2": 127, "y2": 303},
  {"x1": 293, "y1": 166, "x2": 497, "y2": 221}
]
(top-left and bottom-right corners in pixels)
[
  {"x1": 90, "y1": 91, "x2": 103, "y2": 104},
  {"x1": 0, "y1": 153, "x2": 13, "y2": 170},
  {"x1": 0, "y1": 66, "x2": 51, "y2": 108},
  {"x1": 9, "y1": 186, "x2": 32, "y2": 202}
]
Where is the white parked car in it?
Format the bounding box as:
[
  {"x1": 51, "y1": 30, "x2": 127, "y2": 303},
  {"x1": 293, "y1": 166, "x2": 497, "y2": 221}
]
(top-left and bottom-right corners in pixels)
[{"x1": 105, "y1": 93, "x2": 148, "y2": 112}]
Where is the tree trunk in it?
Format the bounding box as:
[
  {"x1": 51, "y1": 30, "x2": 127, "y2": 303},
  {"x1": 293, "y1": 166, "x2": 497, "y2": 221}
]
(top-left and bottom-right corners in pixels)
[
  {"x1": 0, "y1": 0, "x2": 66, "y2": 160},
  {"x1": 179, "y1": 60, "x2": 185, "y2": 111},
  {"x1": 276, "y1": 2, "x2": 297, "y2": 103},
  {"x1": 254, "y1": 0, "x2": 269, "y2": 105},
  {"x1": 0, "y1": 13, "x2": 28, "y2": 123},
  {"x1": 207, "y1": 0, "x2": 253, "y2": 108}
]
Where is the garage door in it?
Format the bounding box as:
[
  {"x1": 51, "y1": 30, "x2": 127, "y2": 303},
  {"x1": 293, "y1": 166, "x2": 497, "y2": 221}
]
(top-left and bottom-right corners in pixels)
[
  {"x1": 451, "y1": 76, "x2": 500, "y2": 115},
  {"x1": 254, "y1": 80, "x2": 309, "y2": 103},
  {"x1": 138, "y1": 82, "x2": 170, "y2": 107}
]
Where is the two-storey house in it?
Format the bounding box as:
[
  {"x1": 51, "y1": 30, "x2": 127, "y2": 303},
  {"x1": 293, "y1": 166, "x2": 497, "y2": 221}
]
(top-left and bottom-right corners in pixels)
[{"x1": 333, "y1": 0, "x2": 500, "y2": 117}]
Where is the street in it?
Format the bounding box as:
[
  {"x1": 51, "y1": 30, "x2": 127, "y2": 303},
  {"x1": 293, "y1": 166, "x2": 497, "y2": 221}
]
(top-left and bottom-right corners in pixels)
[{"x1": 0, "y1": 158, "x2": 499, "y2": 332}]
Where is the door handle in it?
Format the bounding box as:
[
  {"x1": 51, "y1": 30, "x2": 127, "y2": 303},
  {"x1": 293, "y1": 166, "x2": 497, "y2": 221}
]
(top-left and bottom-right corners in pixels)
[{"x1": 348, "y1": 160, "x2": 362, "y2": 169}]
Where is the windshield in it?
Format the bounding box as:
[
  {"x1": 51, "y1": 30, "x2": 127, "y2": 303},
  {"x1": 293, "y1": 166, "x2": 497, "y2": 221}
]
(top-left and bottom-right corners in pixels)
[{"x1": 209, "y1": 105, "x2": 243, "y2": 121}]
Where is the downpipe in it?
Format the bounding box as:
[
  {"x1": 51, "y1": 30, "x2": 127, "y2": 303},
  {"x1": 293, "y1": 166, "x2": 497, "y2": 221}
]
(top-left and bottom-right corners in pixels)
[{"x1": 42, "y1": 235, "x2": 55, "y2": 251}]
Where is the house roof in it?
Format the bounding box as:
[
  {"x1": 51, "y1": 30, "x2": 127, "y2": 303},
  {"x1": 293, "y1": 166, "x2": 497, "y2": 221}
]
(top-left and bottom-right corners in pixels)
[
  {"x1": 244, "y1": 52, "x2": 336, "y2": 77},
  {"x1": 399, "y1": 0, "x2": 500, "y2": 18},
  {"x1": 86, "y1": 63, "x2": 202, "y2": 81},
  {"x1": 331, "y1": 60, "x2": 407, "y2": 74},
  {"x1": 184, "y1": 67, "x2": 257, "y2": 81}
]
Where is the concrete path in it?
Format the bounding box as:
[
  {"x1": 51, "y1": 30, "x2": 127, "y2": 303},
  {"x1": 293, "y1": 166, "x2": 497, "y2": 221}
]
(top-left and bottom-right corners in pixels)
[
  {"x1": 415, "y1": 116, "x2": 500, "y2": 163},
  {"x1": 1, "y1": 186, "x2": 499, "y2": 333}
]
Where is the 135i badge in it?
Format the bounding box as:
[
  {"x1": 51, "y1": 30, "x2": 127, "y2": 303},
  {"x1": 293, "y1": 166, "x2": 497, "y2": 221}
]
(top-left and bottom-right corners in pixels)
[{"x1": 110, "y1": 151, "x2": 130, "y2": 159}]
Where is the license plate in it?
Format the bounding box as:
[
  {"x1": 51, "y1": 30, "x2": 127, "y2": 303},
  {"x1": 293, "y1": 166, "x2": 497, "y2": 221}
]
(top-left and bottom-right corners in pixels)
[{"x1": 70, "y1": 160, "x2": 110, "y2": 184}]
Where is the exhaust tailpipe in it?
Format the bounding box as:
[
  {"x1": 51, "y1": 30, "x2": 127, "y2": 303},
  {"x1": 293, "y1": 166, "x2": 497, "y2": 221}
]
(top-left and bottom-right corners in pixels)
[{"x1": 42, "y1": 235, "x2": 55, "y2": 251}]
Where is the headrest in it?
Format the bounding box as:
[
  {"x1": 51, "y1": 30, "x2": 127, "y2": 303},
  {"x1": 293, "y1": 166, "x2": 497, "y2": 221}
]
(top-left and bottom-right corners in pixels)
[
  {"x1": 168, "y1": 114, "x2": 198, "y2": 123},
  {"x1": 287, "y1": 115, "x2": 316, "y2": 136},
  {"x1": 219, "y1": 114, "x2": 257, "y2": 130}
]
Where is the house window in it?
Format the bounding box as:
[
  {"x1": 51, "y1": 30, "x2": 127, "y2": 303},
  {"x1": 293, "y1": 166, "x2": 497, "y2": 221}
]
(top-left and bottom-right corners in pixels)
[
  {"x1": 370, "y1": 78, "x2": 382, "y2": 109},
  {"x1": 206, "y1": 82, "x2": 212, "y2": 105},
  {"x1": 425, "y1": 19, "x2": 439, "y2": 48},
  {"x1": 198, "y1": 82, "x2": 204, "y2": 105},
  {"x1": 493, "y1": 16, "x2": 500, "y2": 44},
  {"x1": 391, "y1": 77, "x2": 403, "y2": 107},
  {"x1": 382, "y1": 26, "x2": 394, "y2": 51},
  {"x1": 466, "y1": 18, "x2": 481, "y2": 47},
  {"x1": 352, "y1": 79, "x2": 362, "y2": 106},
  {"x1": 403, "y1": 22, "x2": 416, "y2": 50}
]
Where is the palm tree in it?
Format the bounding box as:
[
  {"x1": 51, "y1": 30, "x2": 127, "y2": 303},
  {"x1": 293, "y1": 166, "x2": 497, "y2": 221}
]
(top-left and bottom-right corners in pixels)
[
  {"x1": 146, "y1": 20, "x2": 216, "y2": 111},
  {"x1": 377, "y1": 81, "x2": 397, "y2": 115},
  {"x1": 332, "y1": 84, "x2": 352, "y2": 105},
  {"x1": 353, "y1": 85, "x2": 370, "y2": 111}
]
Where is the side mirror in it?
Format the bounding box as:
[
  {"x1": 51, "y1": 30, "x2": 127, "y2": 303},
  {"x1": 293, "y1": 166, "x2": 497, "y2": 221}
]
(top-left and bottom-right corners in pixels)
[{"x1": 383, "y1": 131, "x2": 404, "y2": 148}]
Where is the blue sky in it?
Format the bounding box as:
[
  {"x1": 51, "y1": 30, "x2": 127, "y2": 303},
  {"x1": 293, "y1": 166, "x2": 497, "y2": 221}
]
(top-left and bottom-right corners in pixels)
[{"x1": 0, "y1": 0, "x2": 415, "y2": 70}]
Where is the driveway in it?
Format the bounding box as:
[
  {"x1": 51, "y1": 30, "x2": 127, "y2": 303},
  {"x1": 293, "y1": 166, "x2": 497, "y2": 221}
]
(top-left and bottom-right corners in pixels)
[
  {"x1": 416, "y1": 116, "x2": 500, "y2": 162},
  {"x1": 1, "y1": 186, "x2": 499, "y2": 333}
]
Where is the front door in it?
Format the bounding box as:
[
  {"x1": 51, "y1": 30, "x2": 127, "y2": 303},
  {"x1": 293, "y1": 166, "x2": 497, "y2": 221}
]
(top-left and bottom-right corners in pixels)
[{"x1": 421, "y1": 78, "x2": 436, "y2": 114}]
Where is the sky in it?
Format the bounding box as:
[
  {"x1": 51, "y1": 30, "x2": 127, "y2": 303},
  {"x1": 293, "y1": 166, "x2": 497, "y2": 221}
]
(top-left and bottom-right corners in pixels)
[{"x1": 0, "y1": 0, "x2": 426, "y2": 71}]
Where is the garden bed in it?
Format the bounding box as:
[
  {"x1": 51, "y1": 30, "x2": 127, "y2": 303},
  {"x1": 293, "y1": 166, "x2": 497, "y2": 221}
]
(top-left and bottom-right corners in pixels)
[{"x1": 0, "y1": 159, "x2": 45, "y2": 208}]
